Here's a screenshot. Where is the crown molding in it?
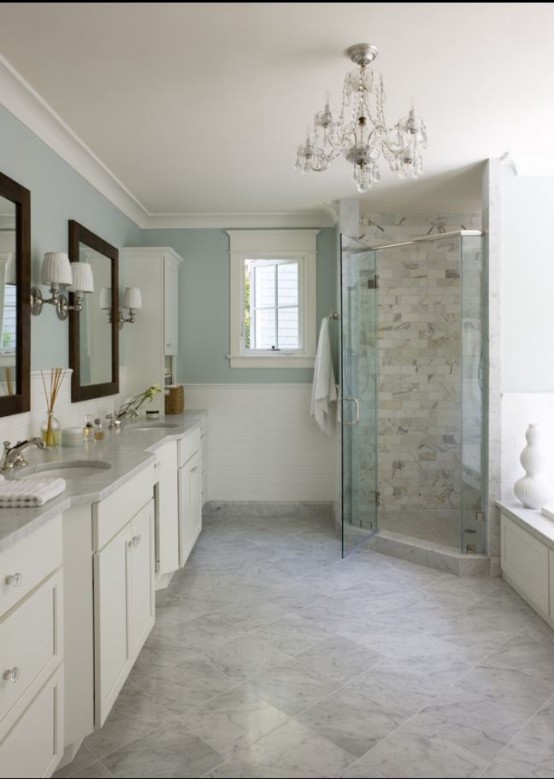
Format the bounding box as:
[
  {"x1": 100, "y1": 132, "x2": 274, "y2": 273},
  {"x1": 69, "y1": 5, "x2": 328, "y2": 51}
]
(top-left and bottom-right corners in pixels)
[
  {"x1": 144, "y1": 211, "x2": 336, "y2": 229},
  {"x1": 0, "y1": 56, "x2": 338, "y2": 231},
  {"x1": 1, "y1": 55, "x2": 149, "y2": 228}
]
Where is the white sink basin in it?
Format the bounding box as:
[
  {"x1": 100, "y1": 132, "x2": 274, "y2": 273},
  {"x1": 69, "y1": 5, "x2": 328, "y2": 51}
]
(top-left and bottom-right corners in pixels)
[{"x1": 14, "y1": 460, "x2": 112, "y2": 481}]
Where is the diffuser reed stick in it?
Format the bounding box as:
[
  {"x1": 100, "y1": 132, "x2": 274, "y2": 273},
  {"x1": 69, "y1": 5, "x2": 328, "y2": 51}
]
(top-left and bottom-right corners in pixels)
[
  {"x1": 41, "y1": 368, "x2": 65, "y2": 445},
  {"x1": 4, "y1": 367, "x2": 13, "y2": 396}
]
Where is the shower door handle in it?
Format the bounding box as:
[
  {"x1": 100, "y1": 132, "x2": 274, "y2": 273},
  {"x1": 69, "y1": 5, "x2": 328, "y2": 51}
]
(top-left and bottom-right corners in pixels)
[{"x1": 344, "y1": 396, "x2": 360, "y2": 426}]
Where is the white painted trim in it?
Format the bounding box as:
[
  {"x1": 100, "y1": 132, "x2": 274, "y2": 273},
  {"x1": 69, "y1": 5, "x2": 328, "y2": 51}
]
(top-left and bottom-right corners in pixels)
[
  {"x1": 227, "y1": 231, "x2": 318, "y2": 368},
  {"x1": 146, "y1": 212, "x2": 336, "y2": 229},
  {"x1": 227, "y1": 355, "x2": 315, "y2": 369},
  {"x1": 0, "y1": 55, "x2": 148, "y2": 228},
  {"x1": 0, "y1": 56, "x2": 338, "y2": 230}
]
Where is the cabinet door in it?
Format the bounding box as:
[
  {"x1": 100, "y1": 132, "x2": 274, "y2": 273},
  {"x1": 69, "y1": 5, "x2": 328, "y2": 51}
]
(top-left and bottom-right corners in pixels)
[
  {"x1": 189, "y1": 450, "x2": 202, "y2": 545},
  {"x1": 155, "y1": 443, "x2": 179, "y2": 576},
  {"x1": 94, "y1": 500, "x2": 155, "y2": 727},
  {"x1": 164, "y1": 256, "x2": 179, "y2": 356},
  {"x1": 128, "y1": 500, "x2": 155, "y2": 663},
  {"x1": 178, "y1": 451, "x2": 202, "y2": 567},
  {"x1": 94, "y1": 523, "x2": 129, "y2": 727}
]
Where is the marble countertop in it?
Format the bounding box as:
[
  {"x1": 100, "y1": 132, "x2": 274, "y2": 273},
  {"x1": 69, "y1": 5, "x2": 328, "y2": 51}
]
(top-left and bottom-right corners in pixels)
[
  {"x1": 496, "y1": 498, "x2": 554, "y2": 549},
  {"x1": 0, "y1": 410, "x2": 206, "y2": 552}
]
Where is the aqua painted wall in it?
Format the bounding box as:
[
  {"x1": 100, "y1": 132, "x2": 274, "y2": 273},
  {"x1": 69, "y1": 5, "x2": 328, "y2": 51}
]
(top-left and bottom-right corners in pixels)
[
  {"x1": 0, "y1": 107, "x2": 142, "y2": 369},
  {"x1": 141, "y1": 227, "x2": 338, "y2": 383},
  {"x1": 0, "y1": 105, "x2": 339, "y2": 383}
]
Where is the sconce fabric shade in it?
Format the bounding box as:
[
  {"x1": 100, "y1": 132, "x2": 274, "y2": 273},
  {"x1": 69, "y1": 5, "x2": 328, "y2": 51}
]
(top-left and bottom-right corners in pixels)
[
  {"x1": 99, "y1": 287, "x2": 112, "y2": 310},
  {"x1": 123, "y1": 287, "x2": 142, "y2": 310},
  {"x1": 4, "y1": 253, "x2": 16, "y2": 285},
  {"x1": 69, "y1": 262, "x2": 94, "y2": 293},
  {"x1": 41, "y1": 252, "x2": 72, "y2": 286}
]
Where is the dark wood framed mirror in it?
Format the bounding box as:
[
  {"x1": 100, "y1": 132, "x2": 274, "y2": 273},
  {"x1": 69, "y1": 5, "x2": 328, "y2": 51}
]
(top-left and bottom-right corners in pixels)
[
  {"x1": 0, "y1": 171, "x2": 30, "y2": 416},
  {"x1": 68, "y1": 220, "x2": 119, "y2": 401}
]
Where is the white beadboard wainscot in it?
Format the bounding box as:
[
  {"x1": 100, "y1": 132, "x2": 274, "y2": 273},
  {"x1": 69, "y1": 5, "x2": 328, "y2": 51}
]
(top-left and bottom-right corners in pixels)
[{"x1": 184, "y1": 384, "x2": 336, "y2": 502}]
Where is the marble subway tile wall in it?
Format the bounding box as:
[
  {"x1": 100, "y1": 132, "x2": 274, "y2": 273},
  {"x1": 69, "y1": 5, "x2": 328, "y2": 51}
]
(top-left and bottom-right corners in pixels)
[{"x1": 359, "y1": 214, "x2": 481, "y2": 549}]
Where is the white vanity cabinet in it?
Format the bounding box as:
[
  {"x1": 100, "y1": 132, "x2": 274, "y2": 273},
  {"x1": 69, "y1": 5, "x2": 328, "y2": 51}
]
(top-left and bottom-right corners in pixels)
[
  {"x1": 178, "y1": 427, "x2": 202, "y2": 566},
  {"x1": 120, "y1": 247, "x2": 184, "y2": 412},
  {"x1": 154, "y1": 440, "x2": 179, "y2": 588},
  {"x1": 0, "y1": 516, "x2": 64, "y2": 778},
  {"x1": 93, "y1": 467, "x2": 155, "y2": 727}
]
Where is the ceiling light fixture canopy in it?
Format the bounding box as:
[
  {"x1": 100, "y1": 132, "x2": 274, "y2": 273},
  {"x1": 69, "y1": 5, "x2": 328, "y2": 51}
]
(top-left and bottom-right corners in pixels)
[{"x1": 295, "y1": 43, "x2": 427, "y2": 193}]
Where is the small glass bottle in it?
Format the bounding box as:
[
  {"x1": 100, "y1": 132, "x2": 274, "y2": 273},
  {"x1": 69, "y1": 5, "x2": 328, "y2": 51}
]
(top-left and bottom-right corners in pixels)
[
  {"x1": 94, "y1": 418, "x2": 105, "y2": 441},
  {"x1": 41, "y1": 412, "x2": 61, "y2": 447},
  {"x1": 83, "y1": 414, "x2": 95, "y2": 440}
]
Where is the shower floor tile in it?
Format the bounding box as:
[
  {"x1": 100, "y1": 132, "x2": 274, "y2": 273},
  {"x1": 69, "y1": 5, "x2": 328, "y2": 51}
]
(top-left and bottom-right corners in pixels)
[{"x1": 56, "y1": 514, "x2": 554, "y2": 778}]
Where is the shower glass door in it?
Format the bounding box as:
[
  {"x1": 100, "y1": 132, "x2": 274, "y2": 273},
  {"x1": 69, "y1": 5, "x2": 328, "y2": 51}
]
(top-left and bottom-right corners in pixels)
[{"x1": 340, "y1": 235, "x2": 378, "y2": 557}]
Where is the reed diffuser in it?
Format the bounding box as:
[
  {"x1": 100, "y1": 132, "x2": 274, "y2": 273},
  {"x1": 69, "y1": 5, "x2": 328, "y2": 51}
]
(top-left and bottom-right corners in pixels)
[{"x1": 41, "y1": 368, "x2": 65, "y2": 446}]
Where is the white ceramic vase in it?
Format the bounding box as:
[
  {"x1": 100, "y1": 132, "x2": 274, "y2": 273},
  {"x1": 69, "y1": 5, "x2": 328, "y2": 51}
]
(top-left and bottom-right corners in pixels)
[{"x1": 514, "y1": 423, "x2": 554, "y2": 509}]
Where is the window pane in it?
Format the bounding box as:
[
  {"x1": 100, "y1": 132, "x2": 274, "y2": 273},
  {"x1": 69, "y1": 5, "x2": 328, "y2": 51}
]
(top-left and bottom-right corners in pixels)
[
  {"x1": 254, "y1": 308, "x2": 276, "y2": 349},
  {"x1": 254, "y1": 263, "x2": 275, "y2": 308},
  {"x1": 1, "y1": 285, "x2": 16, "y2": 352},
  {"x1": 278, "y1": 307, "x2": 299, "y2": 348},
  {"x1": 244, "y1": 258, "x2": 301, "y2": 351},
  {"x1": 277, "y1": 263, "x2": 298, "y2": 307}
]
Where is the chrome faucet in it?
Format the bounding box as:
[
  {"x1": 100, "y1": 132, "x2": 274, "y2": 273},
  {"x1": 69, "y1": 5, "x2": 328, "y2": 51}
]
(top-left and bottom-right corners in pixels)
[
  {"x1": 1, "y1": 438, "x2": 45, "y2": 472},
  {"x1": 105, "y1": 405, "x2": 138, "y2": 430}
]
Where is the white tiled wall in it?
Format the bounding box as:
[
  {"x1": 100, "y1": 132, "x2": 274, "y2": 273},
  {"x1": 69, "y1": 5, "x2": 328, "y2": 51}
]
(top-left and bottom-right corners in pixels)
[
  {"x1": 501, "y1": 392, "x2": 554, "y2": 500},
  {"x1": 0, "y1": 368, "x2": 129, "y2": 447},
  {"x1": 184, "y1": 383, "x2": 336, "y2": 502}
]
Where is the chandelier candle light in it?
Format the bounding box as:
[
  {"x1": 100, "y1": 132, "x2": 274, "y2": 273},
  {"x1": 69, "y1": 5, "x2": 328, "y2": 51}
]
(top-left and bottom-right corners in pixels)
[{"x1": 295, "y1": 43, "x2": 427, "y2": 192}]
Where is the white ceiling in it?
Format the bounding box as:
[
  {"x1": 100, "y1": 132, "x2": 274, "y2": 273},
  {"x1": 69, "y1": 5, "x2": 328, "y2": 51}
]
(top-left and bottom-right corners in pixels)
[{"x1": 0, "y1": 2, "x2": 553, "y2": 223}]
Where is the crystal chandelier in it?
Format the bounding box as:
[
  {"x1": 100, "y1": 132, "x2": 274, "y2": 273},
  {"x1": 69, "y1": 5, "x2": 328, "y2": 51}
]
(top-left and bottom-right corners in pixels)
[{"x1": 295, "y1": 43, "x2": 427, "y2": 193}]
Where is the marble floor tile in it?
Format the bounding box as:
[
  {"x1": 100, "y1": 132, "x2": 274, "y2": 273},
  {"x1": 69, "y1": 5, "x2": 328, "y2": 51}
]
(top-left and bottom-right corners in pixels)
[
  {"x1": 84, "y1": 681, "x2": 184, "y2": 760},
  {"x1": 493, "y1": 695, "x2": 554, "y2": 768},
  {"x1": 252, "y1": 612, "x2": 334, "y2": 657},
  {"x1": 180, "y1": 683, "x2": 288, "y2": 757},
  {"x1": 57, "y1": 514, "x2": 554, "y2": 779},
  {"x1": 295, "y1": 686, "x2": 409, "y2": 758},
  {"x1": 130, "y1": 656, "x2": 240, "y2": 712},
  {"x1": 65, "y1": 763, "x2": 113, "y2": 779},
  {"x1": 231, "y1": 718, "x2": 355, "y2": 778},
  {"x1": 453, "y1": 665, "x2": 554, "y2": 716},
  {"x1": 249, "y1": 659, "x2": 341, "y2": 716},
  {"x1": 339, "y1": 731, "x2": 489, "y2": 778},
  {"x1": 206, "y1": 633, "x2": 293, "y2": 680},
  {"x1": 294, "y1": 635, "x2": 382, "y2": 684},
  {"x1": 396, "y1": 688, "x2": 534, "y2": 762},
  {"x1": 54, "y1": 744, "x2": 98, "y2": 778},
  {"x1": 101, "y1": 719, "x2": 224, "y2": 778}
]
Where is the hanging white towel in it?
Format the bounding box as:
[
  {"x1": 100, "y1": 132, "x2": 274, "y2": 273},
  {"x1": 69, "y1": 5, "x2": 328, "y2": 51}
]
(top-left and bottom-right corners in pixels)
[
  {"x1": 0, "y1": 477, "x2": 66, "y2": 508},
  {"x1": 311, "y1": 318, "x2": 337, "y2": 435}
]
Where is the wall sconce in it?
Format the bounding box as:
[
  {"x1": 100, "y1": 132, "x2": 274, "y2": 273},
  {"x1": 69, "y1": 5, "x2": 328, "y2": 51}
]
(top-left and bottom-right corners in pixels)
[
  {"x1": 31, "y1": 252, "x2": 94, "y2": 321},
  {"x1": 100, "y1": 286, "x2": 142, "y2": 328}
]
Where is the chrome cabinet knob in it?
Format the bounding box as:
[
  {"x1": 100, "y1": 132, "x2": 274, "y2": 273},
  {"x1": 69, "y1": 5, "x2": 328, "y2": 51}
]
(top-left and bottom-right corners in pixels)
[{"x1": 5, "y1": 573, "x2": 22, "y2": 587}]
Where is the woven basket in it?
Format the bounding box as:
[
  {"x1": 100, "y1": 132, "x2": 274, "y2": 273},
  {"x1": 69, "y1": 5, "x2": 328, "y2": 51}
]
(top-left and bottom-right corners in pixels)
[{"x1": 164, "y1": 385, "x2": 184, "y2": 415}]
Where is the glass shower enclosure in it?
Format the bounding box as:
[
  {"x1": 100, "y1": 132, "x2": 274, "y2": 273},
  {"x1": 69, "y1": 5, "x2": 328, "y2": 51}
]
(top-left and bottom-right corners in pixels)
[{"x1": 340, "y1": 232, "x2": 486, "y2": 558}]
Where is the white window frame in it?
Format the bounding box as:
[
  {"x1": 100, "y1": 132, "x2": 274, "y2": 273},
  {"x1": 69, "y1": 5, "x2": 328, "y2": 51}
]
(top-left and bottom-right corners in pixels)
[{"x1": 228, "y1": 230, "x2": 318, "y2": 368}]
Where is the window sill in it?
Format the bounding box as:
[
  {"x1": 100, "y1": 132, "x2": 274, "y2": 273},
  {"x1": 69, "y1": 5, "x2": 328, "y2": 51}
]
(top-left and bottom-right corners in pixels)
[{"x1": 227, "y1": 354, "x2": 315, "y2": 369}]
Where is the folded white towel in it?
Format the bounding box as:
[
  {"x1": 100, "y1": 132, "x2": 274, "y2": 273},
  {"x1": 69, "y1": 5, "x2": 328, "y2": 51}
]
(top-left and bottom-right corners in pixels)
[
  {"x1": 0, "y1": 477, "x2": 66, "y2": 508},
  {"x1": 310, "y1": 318, "x2": 337, "y2": 436}
]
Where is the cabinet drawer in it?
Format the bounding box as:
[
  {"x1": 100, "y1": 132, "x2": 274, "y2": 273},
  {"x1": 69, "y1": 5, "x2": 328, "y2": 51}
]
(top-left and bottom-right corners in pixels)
[
  {"x1": 0, "y1": 666, "x2": 63, "y2": 778},
  {"x1": 178, "y1": 427, "x2": 201, "y2": 467},
  {"x1": 93, "y1": 464, "x2": 155, "y2": 550},
  {"x1": 0, "y1": 516, "x2": 62, "y2": 618},
  {"x1": 155, "y1": 440, "x2": 178, "y2": 474},
  {"x1": 0, "y1": 570, "x2": 62, "y2": 728}
]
